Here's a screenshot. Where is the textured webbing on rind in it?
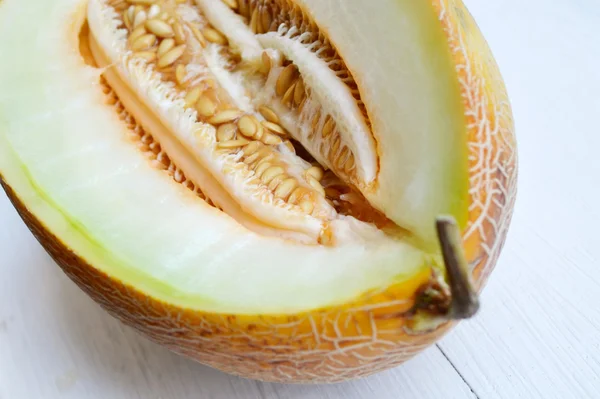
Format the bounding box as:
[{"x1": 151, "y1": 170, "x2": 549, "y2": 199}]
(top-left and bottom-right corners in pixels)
[{"x1": 434, "y1": 0, "x2": 517, "y2": 290}]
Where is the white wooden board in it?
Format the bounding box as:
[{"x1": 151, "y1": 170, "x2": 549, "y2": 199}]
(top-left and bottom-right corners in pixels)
[{"x1": 438, "y1": 1, "x2": 600, "y2": 398}]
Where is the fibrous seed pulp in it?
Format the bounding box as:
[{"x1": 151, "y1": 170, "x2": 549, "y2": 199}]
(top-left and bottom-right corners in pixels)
[{"x1": 91, "y1": 0, "x2": 396, "y2": 245}]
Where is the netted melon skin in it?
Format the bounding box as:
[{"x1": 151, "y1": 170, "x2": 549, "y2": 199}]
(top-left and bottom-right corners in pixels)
[
  {"x1": 435, "y1": 0, "x2": 518, "y2": 289},
  {"x1": 0, "y1": 0, "x2": 516, "y2": 384}
]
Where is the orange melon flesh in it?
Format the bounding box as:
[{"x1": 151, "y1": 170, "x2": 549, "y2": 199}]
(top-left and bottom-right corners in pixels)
[{"x1": 0, "y1": 0, "x2": 516, "y2": 384}]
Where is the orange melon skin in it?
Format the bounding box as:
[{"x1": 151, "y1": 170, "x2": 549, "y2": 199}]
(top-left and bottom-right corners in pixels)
[
  {"x1": 0, "y1": 0, "x2": 516, "y2": 384},
  {"x1": 435, "y1": 0, "x2": 518, "y2": 290}
]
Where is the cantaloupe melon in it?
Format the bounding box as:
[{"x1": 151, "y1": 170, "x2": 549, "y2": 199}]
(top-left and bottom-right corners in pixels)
[{"x1": 0, "y1": 0, "x2": 517, "y2": 383}]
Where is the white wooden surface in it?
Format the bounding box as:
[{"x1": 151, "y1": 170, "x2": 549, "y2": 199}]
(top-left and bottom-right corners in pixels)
[{"x1": 1, "y1": 0, "x2": 599, "y2": 398}]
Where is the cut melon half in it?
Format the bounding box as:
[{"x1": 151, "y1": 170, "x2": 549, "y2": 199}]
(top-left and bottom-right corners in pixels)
[{"x1": 0, "y1": 0, "x2": 516, "y2": 383}]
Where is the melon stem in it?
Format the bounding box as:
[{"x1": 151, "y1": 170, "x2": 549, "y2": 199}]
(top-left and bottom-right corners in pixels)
[{"x1": 436, "y1": 216, "x2": 479, "y2": 320}]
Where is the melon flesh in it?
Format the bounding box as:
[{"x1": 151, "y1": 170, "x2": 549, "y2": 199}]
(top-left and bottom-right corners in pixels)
[
  {"x1": 300, "y1": 0, "x2": 470, "y2": 243},
  {"x1": 205, "y1": 0, "x2": 470, "y2": 245},
  {"x1": 0, "y1": 0, "x2": 469, "y2": 314}
]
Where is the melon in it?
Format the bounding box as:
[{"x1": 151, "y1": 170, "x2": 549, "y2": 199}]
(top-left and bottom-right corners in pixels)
[{"x1": 0, "y1": 0, "x2": 517, "y2": 383}]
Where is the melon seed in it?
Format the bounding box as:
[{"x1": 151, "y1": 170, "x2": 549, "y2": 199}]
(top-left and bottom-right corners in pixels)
[
  {"x1": 216, "y1": 123, "x2": 237, "y2": 142},
  {"x1": 282, "y1": 82, "x2": 296, "y2": 107},
  {"x1": 218, "y1": 139, "x2": 248, "y2": 149},
  {"x1": 203, "y1": 27, "x2": 228, "y2": 45},
  {"x1": 283, "y1": 140, "x2": 296, "y2": 154},
  {"x1": 221, "y1": 0, "x2": 238, "y2": 9},
  {"x1": 131, "y1": 34, "x2": 157, "y2": 52},
  {"x1": 254, "y1": 161, "x2": 274, "y2": 178},
  {"x1": 145, "y1": 19, "x2": 174, "y2": 38},
  {"x1": 196, "y1": 96, "x2": 217, "y2": 118},
  {"x1": 258, "y1": 105, "x2": 278, "y2": 123},
  {"x1": 175, "y1": 64, "x2": 187, "y2": 85},
  {"x1": 261, "y1": 121, "x2": 286, "y2": 136},
  {"x1": 260, "y1": 166, "x2": 285, "y2": 184},
  {"x1": 288, "y1": 187, "x2": 307, "y2": 204},
  {"x1": 243, "y1": 141, "x2": 262, "y2": 156},
  {"x1": 306, "y1": 166, "x2": 324, "y2": 181},
  {"x1": 299, "y1": 200, "x2": 315, "y2": 214},
  {"x1": 260, "y1": 51, "x2": 272, "y2": 75},
  {"x1": 267, "y1": 175, "x2": 286, "y2": 191},
  {"x1": 294, "y1": 78, "x2": 305, "y2": 106},
  {"x1": 157, "y1": 38, "x2": 175, "y2": 57},
  {"x1": 128, "y1": 0, "x2": 157, "y2": 4},
  {"x1": 147, "y1": 4, "x2": 161, "y2": 18},
  {"x1": 307, "y1": 176, "x2": 325, "y2": 196},
  {"x1": 123, "y1": 10, "x2": 132, "y2": 30},
  {"x1": 262, "y1": 133, "x2": 282, "y2": 145},
  {"x1": 184, "y1": 87, "x2": 202, "y2": 107},
  {"x1": 336, "y1": 146, "x2": 350, "y2": 169},
  {"x1": 134, "y1": 51, "x2": 157, "y2": 62},
  {"x1": 276, "y1": 64, "x2": 298, "y2": 97},
  {"x1": 173, "y1": 22, "x2": 186, "y2": 44},
  {"x1": 238, "y1": 0, "x2": 249, "y2": 17},
  {"x1": 157, "y1": 44, "x2": 186, "y2": 68},
  {"x1": 208, "y1": 110, "x2": 243, "y2": 125},
  {"x1": 238, "y1": 115, "x2": 258, "y2": 138},
  {"x1": 274, "y1": 178, "x2": 298, "y2": 200},
  {"x1": 321, "y1": 116, "x2": 335, "y2": 138},
  {"x1": 189, "y1": 24, "x2": 207, "y2": 47},
  {"x1": 249, "y1": 8, "x2": 260, "y2": 33},
  {"x1": 129, "y1": 25, "x2": 147, "y2": 43},
  {"x1": 260, "y1": 6, "x2": 272, "y2": 32},
  {"x1": 344, "y1": 154, "x2": 356, "y2": 174},
  {"x1": 133, "y1": 10, "x2": 147, "y2": 28}
]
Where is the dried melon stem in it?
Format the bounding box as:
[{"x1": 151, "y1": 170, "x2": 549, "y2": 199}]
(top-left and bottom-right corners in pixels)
[{"x1": 89, "y1": 0, "x2": 396, "y2": 244}]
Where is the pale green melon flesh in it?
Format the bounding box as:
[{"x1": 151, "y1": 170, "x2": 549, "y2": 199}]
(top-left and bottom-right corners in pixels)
[
  {"x1": 297, "y1": 0, "x2": 469, "y2": 246},
  {"x1": 0, "y1": 0, "x2": 430, "y2": 313},
  {"x1": 0, "y1": 0, "x2": 468, "y2": 313}
]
